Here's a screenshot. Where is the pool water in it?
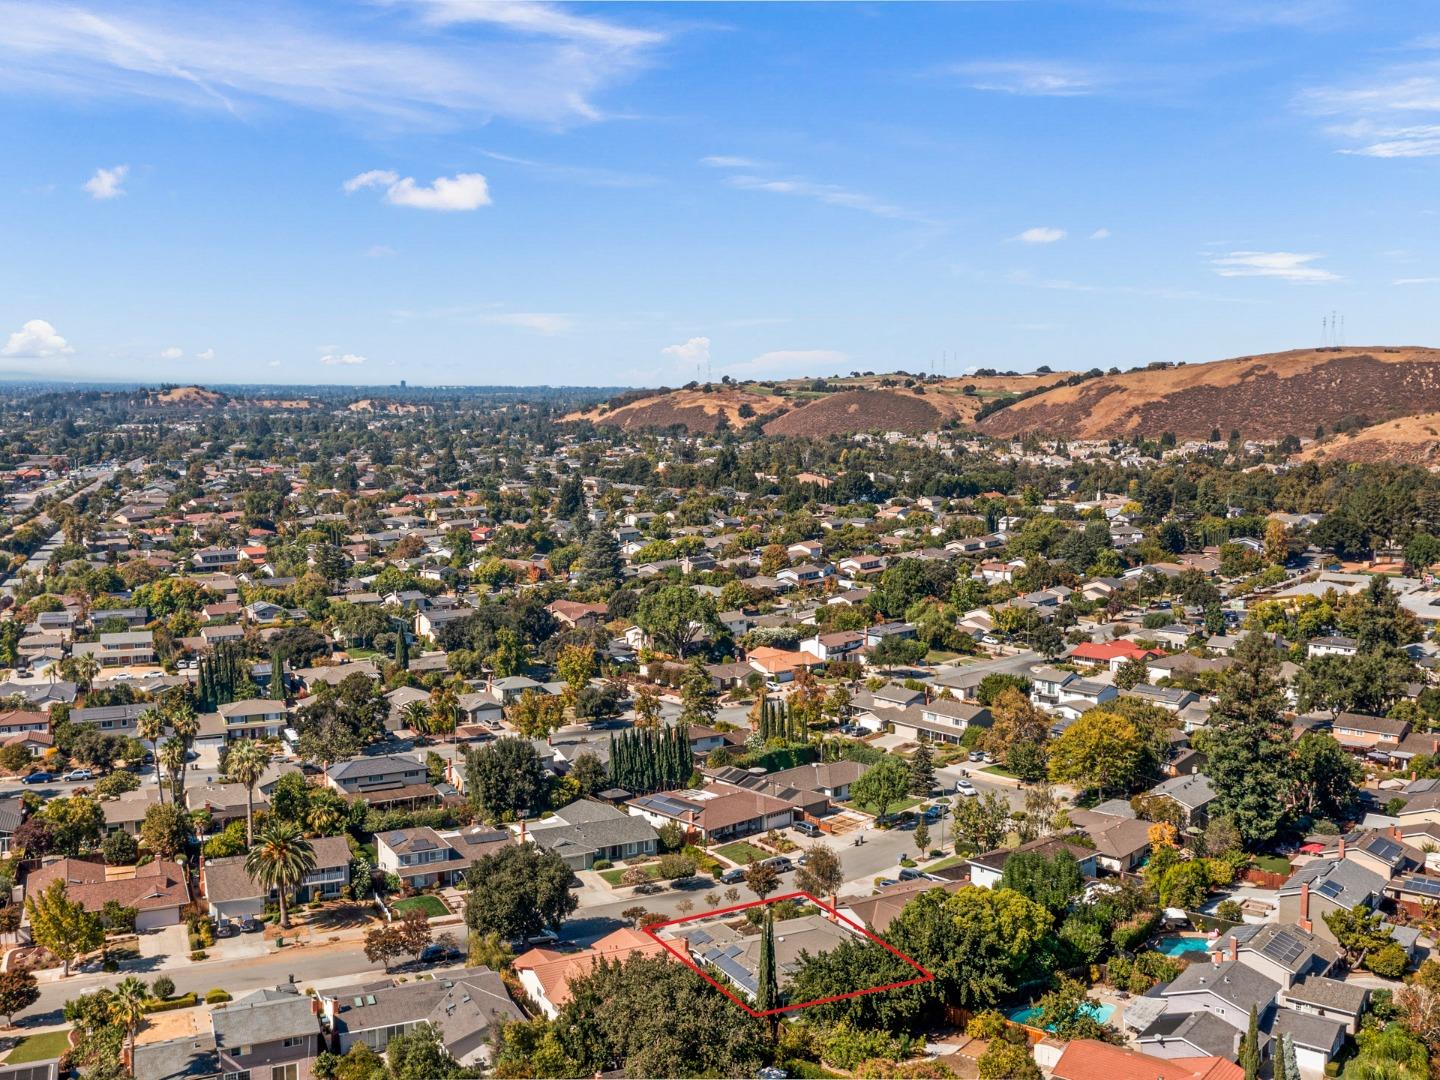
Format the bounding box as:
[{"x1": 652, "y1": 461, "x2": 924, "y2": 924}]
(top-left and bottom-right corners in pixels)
[
  {"x1": 1006, "y1": 1001, "x2": 1116, "y2": 1029},
  {"x1": 1155, "y1": 936, "x2": 1214, "y2": 957}
]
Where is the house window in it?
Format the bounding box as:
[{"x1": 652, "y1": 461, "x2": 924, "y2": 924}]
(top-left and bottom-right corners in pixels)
[{"x1": 272, "y1": 1065, "x2": 299, "y2": 1080}]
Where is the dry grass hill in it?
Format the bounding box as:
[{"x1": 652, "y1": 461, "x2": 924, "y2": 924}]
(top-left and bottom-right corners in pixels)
[
  {"x1": 144, "y1": 385, "x2": 227, "y2": 407},
  {"x1": 977, "y1": 346, "x2": 1440, "y2": 440},
  {"x1": 569, "y1": 372, "x2": 1074, "y2": 435},
  {"x1": 1299, "y1": 411, "x2": 1440, "y2": 466}
]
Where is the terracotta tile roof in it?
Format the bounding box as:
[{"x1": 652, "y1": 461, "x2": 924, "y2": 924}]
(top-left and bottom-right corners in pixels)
[
  {"x1": 513, "y1": 928, "x2": 676, "y2": 1010},
  {"x1": 1053, "y1": 1039, "x2": 1243, "y2": 1080}
]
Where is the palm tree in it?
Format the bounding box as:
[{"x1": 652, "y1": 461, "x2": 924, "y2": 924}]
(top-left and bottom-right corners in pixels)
[
  {"x1": 158, "y1": 738, "x2": 187, "y2": 805},
  {"x1": 136, "y1": 708, "x2": 166, "y2": 804},
  {"x1": 73, "y1": 653, "x2": 100, "y2": 695},
  {"x1": 245, "y1": 820, "x2": 316, "y2": 930},
  {"x1": 400, "y1": 699, "x2": 431, "y2": 737},
  {"x1": 224, "y1": 740, "x2": 271, "y2": 846},
  {"x1": 306, "y1": 803, "x2": 345, "y2": 837},
  {"x1": 110, "y1": 975, "x2": 149, "y2": 1071},
  {"x1": 166, "y1": 699, "x2": 199, "y2": 802}
]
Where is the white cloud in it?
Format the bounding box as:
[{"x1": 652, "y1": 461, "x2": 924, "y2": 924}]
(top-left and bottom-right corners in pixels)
[
  {"x1": 1395, "y1": 277, "x2": 1440, "y2": 285},
  {"x1": 267, "y1": 359, "x2": 281, "y2": 367},
  {"x1": 1299, "y1": 61, "x2": 1440, "y2": 157},
  {"x1": 948, "y1": 60, "x2": 1107, "y2": 97},
  {"x1": 724, "y1": 174, "x2": 926, "y2": 222},
  {"x1": 344, "y1": 169, "x2": 491, "y2": 211},
  {"x1": 1210, "y1": 251, "x2": 1340, "y2": 284},
  {"x1": 1, "y1": 318, "x2": 73, "y2": 357},
  {"x1": 700, "y1": 155, "x2": 764, "y2": 169},
  {"x1": 83, "y1": 164, "x2": 128, "y2": 199},
  {"x1": 196, "y1": 347, "x2": 215, "y2": 360},
  {"x1": 480, "y1": 149, "x2": 657, "y2": 189},
  {"x1": 474, "y1": 312, "x2": 570, "y2": 334},
  {"x1": 662, "y1": 337, "x2": 711, "y2": 367},
  {"x1": 320, "y1": 352, "x2": 366, "y2": 366},
  {"x1": 159, "y1": 346, "x2": 182, "y2": 359},
  {"x1": 1090, "y1": 227, "x2": 1111, "y2": 240},
  {"x1": 0, "y1": 1, "x2": 663, "y2": 129},
  {"x1": 343, "y1": 170, "x2": 398, "y2": 194},
  {"x1": 1016, "y1": 226, "x2": 1066, "y2": 244}
]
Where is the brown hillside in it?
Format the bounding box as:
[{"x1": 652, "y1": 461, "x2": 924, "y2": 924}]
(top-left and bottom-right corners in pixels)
[
  {"x1": 147, "y1": 385, "x2": 225, "y2": 407},
  {"x1": 1298, "y1": 412, "x2": 1440, "y2": 467},
  {"x1": 763, "y1": 389, "x2": 942, "y2": 436},
  {"x1": 568, "y1": 371, "x2": 1074, "y2": 435},
  {"x1": 977, "y1": 347, "x2": 1440, "y2": 440}
]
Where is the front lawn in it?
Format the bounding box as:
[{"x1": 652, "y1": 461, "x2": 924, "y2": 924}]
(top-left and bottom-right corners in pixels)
[
  {"x1": 392, "y1": 895, "x2": 447, "y2": 919},
  {"x1": 600, "y1": 862, "x2": 660, "y2": 886},
  {"x1": 5, "y1": 1029, "x2": 72, "y2": 1064},
  {"x1": 981, "y1": 764, "x2": 1020, "y2": 779},
  {"x1": 921, "y1": 854, "x2": 965, "y2": 873},
  {"x1": 1251, "y1": 854, "x2": 1292, "y2": 875},
  {"x1": 847, "y1": 795, "x2": 925, "y2": 818},
  {"x1": 714, "y1": 841, "x2": 770, "y2": 866}
]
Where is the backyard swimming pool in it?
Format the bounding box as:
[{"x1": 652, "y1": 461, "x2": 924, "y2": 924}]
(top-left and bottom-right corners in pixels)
[
  {"x1": 1155, "y1": 935, "x2": 1214, "y2": 958},
  {"x1": 1006, "y1": 1001, "x2": 1116, "y2": 1030}
]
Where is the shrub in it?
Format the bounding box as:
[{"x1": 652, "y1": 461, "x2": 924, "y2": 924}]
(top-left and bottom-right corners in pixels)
[
  {"x1": 189, "y1": 950, "x2": 207, "y2": 961},
  {"x1": 591, "y1": 859, "x2": 613, "y2": 871},
  {"x1": 144, "y1": 992, "x2": 199, "y2": 1013},
  {"x1": 965, "y1": 1010, "x2": 1010, "y2": 1040},
  {"x1": 102, "y1": 830, "x2": 139, "y2": 866},
  {"x1": 657, "y1": 853, "x2": 697, "y2": 881},
  {"x1": 204, "y1": 989, "x2": 232, "y2": 1004},
  {"x1": 151, "y1": 976, "x2": 175, "y2": 1001},
  {"x1": 821, "y1": 1023, "x2": 911, "y2": 1071},
  {"x1": 1365, "y1": 942, "x2": 1409, "y2": 979},
  {"x1": 1215, "y1": 900, "x2": 1244, "y2": 922}
]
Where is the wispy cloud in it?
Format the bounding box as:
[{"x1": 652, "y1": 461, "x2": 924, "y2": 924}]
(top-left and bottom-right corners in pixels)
[
  {"x1": 1299, "y1": 53, "x2": 1440, "y2": 157},
  {"x1": 724, "y1": 349, "x2": 849, "y2": 379},
  {"x1": 159, "y1": 346, "x2": 182, "y2": 359},
  {"x1": 320, "y1": 352, "x2": 366, "y2": 366},
  {"x1": 479, "y1": 150, "x2": 658, "y2": 189},
  {"x1": 196, "y1": 347, "x2": 215, "y2": 360},
  {"x1": 391, "y1": 304, "x2": 572, "y2": 335},
  {"x1": 1016, "y1": 226, "x2": 1065, "y2": 244},
  {"x1": 1209, "y1": 250, "x2": 1340, "y2": 283},
  {"x1": 0, "y1": 1, "x2": 665, "y2": 128},
  {"x1": 1090, "y1": 227, "x2": 1111, "y2": 240},
  {"x1": 700, "y1": 155, "x2": 765, "y2": 169},
  {"x1": 1005, "y1": 270, "x2": 1257, "y2": 304},
  {"x1": 84, "y1": 164, "x2": 128, "y2": 200},
  {"x1": 945, "y1": 59, "x2": 1110, "y2": 97},
  {"x1": 724, "y1": 173, "x2": 928, "y2": 222},
  {"x1": 344, "y1": 170, "x2": 491, "y2": 211},
  {"x1": 1395, "y1": 277, "x2": 1440, "y2": 285}
]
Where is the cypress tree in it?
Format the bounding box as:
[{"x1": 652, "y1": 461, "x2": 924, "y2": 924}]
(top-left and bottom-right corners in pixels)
[
  {"x1": 396, "y1": 627, "x2": 409, "y2": 670},
  {"x1": 1239, "y1": 1004, "x2": 1259, "y2": 1080},
  {"x1": 755, "y1": 908, "x2": 778, "y2": 1013}
]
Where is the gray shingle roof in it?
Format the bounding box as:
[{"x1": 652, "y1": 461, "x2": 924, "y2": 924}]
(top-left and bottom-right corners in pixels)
[{"x1": 211, "y1": 991, "x2": 320, "y2": 1048}]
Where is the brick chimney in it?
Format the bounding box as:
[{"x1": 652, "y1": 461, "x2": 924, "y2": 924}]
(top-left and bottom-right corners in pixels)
[
  {"x1": 1299, "y1": 881, "x2": 1313, "y2": 934},
  {"x1": 1338, "y1": 836, "x2": 1346, "y2": 859},
  {"x1": 1230, "y1": 937, "x2": 1238, "y2": 963},
  {"x1": 1211, "y1": 948, "x2": 1221, "y2": 966},
  {"x1": 1390, "y1": 825, "x2": 1403, "y2": 841}
]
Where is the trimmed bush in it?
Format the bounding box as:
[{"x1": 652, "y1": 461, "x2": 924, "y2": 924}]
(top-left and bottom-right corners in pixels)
[
  {"x1": 144, "y1": 993, "x2": 199, "y2": 1013},
  {"x1": 189, "y1": 950, "x2": 208, "y2": 961},
  {"x1": 151, "y1": 976, "x2": 176, "y2": 1001},
  {"x1": 204, "y1": 989, "x2": 232, "y2": 1004}
]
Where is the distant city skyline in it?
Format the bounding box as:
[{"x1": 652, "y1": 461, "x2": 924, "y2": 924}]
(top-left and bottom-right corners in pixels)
[{"x1": 2, "y1": 1, "x2": 1439, "y2": 385}]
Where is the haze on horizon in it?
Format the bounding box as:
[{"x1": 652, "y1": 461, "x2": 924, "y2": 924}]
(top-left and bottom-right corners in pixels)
[{"x1": 2, "y1": 0, "x2": 1439, "y2": 386}]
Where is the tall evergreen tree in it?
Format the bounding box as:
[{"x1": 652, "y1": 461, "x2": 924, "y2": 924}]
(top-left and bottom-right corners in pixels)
[
  {"x1": 1206, "y1": 633, "x2": 1292, "y2": 847},
  {"x1": 755, "y1": 908, "x2": 778, "y2": 1014},
  {"x1": 908, "y1": 741, "x2": 936, "y2": 797},
  {"x1": 1238, "y1": 1004, "x2": 1260, "y2": 1080}
]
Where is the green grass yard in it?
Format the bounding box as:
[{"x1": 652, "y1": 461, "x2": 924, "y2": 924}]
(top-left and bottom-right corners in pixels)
[
  {"x1": 600, "y1": 863, "x2": 659, "y2": 886},
  {"x1": 1251, "y1": 854, "x2": 1292, "y2": 875},
  {"x1": 5, "y1": 1029, "x2": 71, "y2": 1064},
  {"x1": 847, "y1": 795, "x2": 926, "y2": 818},
  {"x1": 714, "y1": 841, "x2": 770, "y2": 866},
  {"x1": 921, "y1": 854, "x2": 965, "y2": 873},
  {"x1": 981, "y1": 764, "x2": 1020, "y2": 779},
  {"x1": 392, "y1": 895, "x2": 447, "y2": 918}
]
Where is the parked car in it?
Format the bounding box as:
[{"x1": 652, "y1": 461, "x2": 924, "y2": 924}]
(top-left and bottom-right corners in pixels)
[
  {"x1": 239, "y1": 916, "x2": 264, "y2": 934},
  {"x1": 967, "y1": 750, "x2": 985, "y2": 762},
  {"x1": 877, "y1": 878, "x2": 899, "y2": 888},
  {"x1": 761, "y1": 856, "x2": 792, "y2": 874},
  {"x1": 898, "y1": 867, "x2": 924, "y2": 882},
  {"x1": 215, "y1": 918, "x2": 238, "y2": 938},
  {"x1": 63, "y1": 769, "x2": 94, "y2": 782},
  {"x1": 420, "y1": 942, "x2": 463, "y2": 964},
  {"x1": 794, "y1": 821, "x2": 821, "y2": 838},
  {"x1": 720, "y1": 867, "x2": 747, "y2": 885},
  {"x1": 524, "y1": 929, "x2": 561, "y2": 947},
  {"x1": 955, "y1": 779, "x2": 976, "y2": 797},
  {"x1": 20, "y1": 772, "x2": 52, "y2": 784}
]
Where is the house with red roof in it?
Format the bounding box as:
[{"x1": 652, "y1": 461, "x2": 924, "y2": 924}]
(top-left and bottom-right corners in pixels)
[
  {"x1": 1051, "y1": 1039, "x2": 1243, "y2": 1080},
  {"x1": 1068, "y1": 639, "x2": 1166, "y2": 672}
]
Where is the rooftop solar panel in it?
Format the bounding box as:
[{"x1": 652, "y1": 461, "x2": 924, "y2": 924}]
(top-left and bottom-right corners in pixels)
[
  {"x1": 1316, "y1": 878, "x2": 1345, "y2": 900},
  {"x1": 1401, "y1": 876, "x2": 1440, "y2": 897},
  {"x1": 1259, "y1": 930, "x2": 1305, "y2": 966}
]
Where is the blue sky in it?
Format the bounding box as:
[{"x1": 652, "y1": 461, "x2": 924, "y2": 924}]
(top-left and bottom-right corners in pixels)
[{"x1": 2, "y1": 1, "x2": 1440, "y2": 386}]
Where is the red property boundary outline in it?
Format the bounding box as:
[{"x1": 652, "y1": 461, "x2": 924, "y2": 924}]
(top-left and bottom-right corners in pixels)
[{"x1": 641, "y1": 890, "x2": 935, "y2": 1017}]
